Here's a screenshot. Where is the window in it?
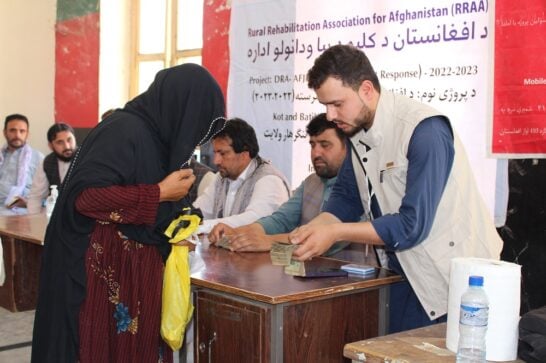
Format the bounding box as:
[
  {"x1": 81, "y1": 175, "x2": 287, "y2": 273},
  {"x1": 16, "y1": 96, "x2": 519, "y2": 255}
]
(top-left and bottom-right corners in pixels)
[{"x1": 131, "y1": 0, "x2": 204, "y2": 96}]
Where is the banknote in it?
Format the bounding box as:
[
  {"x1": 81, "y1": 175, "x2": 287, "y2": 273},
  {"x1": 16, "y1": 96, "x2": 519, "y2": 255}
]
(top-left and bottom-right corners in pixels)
[
  {"x1": 284, "y1": 259, "x2": 349, "y2": 278},
  {"x1": 215, "y1": 235, "x2": 232, "y2": 250},
  {"x1": 270, "y1": 241, "x2": 298, "y2": 265},
  {"x1": 283, "y1": 259, "x2": 306, "y2": 276}
]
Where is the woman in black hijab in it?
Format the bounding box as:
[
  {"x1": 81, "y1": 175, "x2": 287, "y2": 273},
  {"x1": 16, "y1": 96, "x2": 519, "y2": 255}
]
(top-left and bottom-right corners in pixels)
[{"x1": 31, "y1": 64, "x2": 226, "y2": 363}]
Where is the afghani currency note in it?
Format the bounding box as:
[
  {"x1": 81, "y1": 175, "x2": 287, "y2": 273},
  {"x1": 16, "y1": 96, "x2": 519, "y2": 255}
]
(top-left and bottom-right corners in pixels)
[
  {"x1": 215, "y1": 235, "x2": 232, "y2": 250},
  {"x1": 284, "y1": 259, "x2": 306, "y2": 276},
  {"x1": 270, "y1": 242, "x2": 298, "y2": 265}
]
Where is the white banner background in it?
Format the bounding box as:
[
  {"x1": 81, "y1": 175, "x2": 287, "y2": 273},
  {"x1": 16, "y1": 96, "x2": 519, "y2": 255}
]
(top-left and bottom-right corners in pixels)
[{"x1": 228, "y1": 0, "x2": 498, "y2": 214}]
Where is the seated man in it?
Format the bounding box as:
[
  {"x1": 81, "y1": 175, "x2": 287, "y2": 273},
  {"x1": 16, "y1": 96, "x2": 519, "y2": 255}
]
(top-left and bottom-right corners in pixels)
[
  {"x1": 0, "y1": 114, "x2": 44, "y2": 215},
  {"x1": 27, "y1": 123, "x2": 77, "y2": 214},
  {"x1": 208, "y1": 114, "x2": 376, "y2": 264},
  {"x1": 194, "y1": 118, "x2": 290, "y2": 234}
]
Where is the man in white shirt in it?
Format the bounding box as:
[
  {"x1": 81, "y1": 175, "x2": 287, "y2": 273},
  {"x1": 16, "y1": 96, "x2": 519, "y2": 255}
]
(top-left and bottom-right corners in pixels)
[
  {"x1": 27, "y1": 123, "x2": 77, "y2": 214},
  {"x1": 194, "y1": 118, "x2": 290, "y2": 234},
  {"x1": 0, "y1": 114, "x2": 44, "y2": 215}
]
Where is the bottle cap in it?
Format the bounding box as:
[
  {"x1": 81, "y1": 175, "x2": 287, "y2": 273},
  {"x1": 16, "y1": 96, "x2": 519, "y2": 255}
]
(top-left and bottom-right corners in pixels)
[{"x1": 468, "y1": 275, "x2": 484, "y2": 287}]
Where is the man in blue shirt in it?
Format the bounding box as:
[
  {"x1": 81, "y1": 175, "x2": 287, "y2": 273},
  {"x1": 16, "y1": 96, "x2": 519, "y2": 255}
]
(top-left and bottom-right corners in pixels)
[
  {"x1": 289, "y1": 45, "x2": 502, "y2": 333},
  {"x1": 208, "y1": 113, "x2": 368, "y2": 259}
]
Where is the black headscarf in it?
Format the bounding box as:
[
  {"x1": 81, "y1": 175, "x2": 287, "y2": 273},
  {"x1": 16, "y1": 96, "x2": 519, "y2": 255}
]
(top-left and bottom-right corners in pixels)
[{"x1": 31, "y1": 64, "x2": 226, "y2": 363}]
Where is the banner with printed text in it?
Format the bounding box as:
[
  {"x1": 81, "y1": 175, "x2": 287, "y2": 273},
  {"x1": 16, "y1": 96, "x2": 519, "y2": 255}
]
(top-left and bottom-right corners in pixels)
[
  {"x1": 492, "y1": 0, "x2": 546, "y2": 156},
  {"x1": 228, "y1": 0, "x2": 498, "y2": 213}
]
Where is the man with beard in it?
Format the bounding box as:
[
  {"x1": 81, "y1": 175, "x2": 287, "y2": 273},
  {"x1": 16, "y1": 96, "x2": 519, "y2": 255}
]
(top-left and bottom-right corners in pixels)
[
  {"x1": 0, "y1": 114, "x2": 44, "y2": 215},
  {"x1": 194, "y1": 118, "x2": 290, "y2": 234},
  {"x1": 27, "y1": 123, "x2": 77, "y2": 214},
  {"x1": 288, "y1": 45, "x2": 502, "y2": 333},
  {"x1": 208, "y1": 113, "x2": 376, "y2": 263}
]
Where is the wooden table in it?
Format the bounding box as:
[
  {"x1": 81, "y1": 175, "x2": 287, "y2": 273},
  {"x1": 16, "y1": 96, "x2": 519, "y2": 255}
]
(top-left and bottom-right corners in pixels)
[
  {"x1": 0, "y1": 215, "x2": 404, "y2": 362},
  {"x1": 344, "y1": 323, "x2": 524, "y2": 362},
  {"x1": 0, "y1": 213, "x2": 47, "y2": 312},
  {"x1": 191, "y1": 243, "x2": 401, "y2": 363}
]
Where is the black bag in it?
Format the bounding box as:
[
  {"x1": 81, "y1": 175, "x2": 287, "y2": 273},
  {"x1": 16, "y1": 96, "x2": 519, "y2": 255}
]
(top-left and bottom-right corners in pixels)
[{"x1": 519, "y1": 305, "x2": 546, "y2": 363}]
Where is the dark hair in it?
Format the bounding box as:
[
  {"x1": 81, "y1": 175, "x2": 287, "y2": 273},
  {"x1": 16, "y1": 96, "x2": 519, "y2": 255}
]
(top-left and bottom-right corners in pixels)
[
  {"x1": 4, "y1": 114, "x2": 29, "y2": 130},
  {"x1": 307, "y1": 44, "x2": 380, "y2": 92},
  {"x1": 213, "y1": 118, "x2": 259, "y2": 158},
  {"x1": 306, "y1": 113, "x2": 345, "y2": 142},
  {"x1": 47, "y1": 123, "x2": 75, "y2": 142}
]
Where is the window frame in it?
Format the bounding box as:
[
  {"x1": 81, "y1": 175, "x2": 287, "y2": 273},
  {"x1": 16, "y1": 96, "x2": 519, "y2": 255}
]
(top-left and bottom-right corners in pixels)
[{"x1": 130, "y1": 0, "x2": 203, "y2": 97}]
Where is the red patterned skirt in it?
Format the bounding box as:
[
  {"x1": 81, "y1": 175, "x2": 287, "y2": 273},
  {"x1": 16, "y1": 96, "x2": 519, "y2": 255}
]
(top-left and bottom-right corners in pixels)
[{"x1": 78, "y1": 224, "x2": 172, "y2": 363}]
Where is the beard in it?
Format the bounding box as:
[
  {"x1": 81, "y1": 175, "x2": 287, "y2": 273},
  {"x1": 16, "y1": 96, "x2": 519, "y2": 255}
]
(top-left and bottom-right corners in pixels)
[
  {"x1": 341, "y1": 103, "x2": 375, "y2": 137},
  {"x1": 55, "y1": 149, "x2": 74, "y2": 162},
  {"x1": 217, "y1": 167, "x2": 235, "y2": 180},
  {"x1": 8, "y1": 138, "x2": 25, "y2": 150},
  {"x1": 313, "y1": 158, "x2": 337, "y2": 179}
]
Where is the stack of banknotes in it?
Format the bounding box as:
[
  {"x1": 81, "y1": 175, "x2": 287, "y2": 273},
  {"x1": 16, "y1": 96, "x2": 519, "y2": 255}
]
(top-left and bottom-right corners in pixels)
[{"x1": 269, "y1": 241, "x2": 306, "y2": 276}]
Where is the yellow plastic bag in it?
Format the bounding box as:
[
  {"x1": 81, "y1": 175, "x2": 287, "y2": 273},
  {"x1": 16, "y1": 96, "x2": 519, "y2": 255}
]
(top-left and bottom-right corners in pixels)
[
  {"x1": 160, "y1": 245, "x2": 194, "y2": 351},
  {"x1": 164, "y1": 213, "x2": 201, "y2": 243}
]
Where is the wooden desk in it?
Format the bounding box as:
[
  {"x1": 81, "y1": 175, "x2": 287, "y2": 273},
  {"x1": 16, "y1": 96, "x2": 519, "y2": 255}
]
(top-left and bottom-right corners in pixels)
[
  {"x1": 0, "y1": 213, "x2": 47, "y2": 312},
  {"x1": 0, "y1": 215, "x2": 403, "y2": 362},
  {"x1": 344, "y1": 323, "x2": 523, "y2": 363},
  {"x1": 191, "y1": 243, "x2": 401, "y2": 363}
]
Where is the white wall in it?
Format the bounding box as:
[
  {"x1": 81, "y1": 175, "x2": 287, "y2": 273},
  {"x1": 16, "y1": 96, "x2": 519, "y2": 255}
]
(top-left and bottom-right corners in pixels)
[
  {"x1": 0, "y1": 0, "x2": 132, "y2": 155},
  {"x1": 0, "y1": 0, "x2": 56, "y2": 154}
]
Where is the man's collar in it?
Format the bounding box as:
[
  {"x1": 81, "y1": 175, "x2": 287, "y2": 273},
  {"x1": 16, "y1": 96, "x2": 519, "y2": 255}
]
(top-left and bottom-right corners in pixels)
[{"x1": 323, "y1": 175, "x2": 338, "y2": 186}]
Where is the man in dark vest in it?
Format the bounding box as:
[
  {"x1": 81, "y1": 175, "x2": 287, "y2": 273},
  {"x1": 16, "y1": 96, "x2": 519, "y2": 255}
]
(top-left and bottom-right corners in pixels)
[
  {"x1": 27, "y1": 123, "x2": 77, "y2": 214},
  {"x1": 194, "y1": 118, "x2": 291, "y2": 234},
  {"x1": 207, "y1": 114, "x2": 376, "y2": 264}
]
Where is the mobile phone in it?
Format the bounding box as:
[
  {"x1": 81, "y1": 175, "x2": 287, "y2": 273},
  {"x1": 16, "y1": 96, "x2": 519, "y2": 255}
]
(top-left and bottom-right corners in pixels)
[
  {"x1": 340, "y1": 264, "x2": 376, "y2": 275},
  {"x1": 298, "y1": 267, "x2": 349, "y2": 278}
]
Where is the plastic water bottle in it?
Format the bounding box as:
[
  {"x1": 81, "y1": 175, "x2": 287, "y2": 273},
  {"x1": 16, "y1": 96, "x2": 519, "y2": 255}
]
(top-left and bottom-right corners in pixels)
[
  {"x1": 456, "y1": 275, "x2": 489, "y2": 363},
  {"x1": 45, "y1": 184, "x2": 58, "y2": 219}
]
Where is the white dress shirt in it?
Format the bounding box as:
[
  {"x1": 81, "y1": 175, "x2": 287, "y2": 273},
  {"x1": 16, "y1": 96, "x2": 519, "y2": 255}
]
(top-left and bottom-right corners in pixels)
[
  {"x1": 26, "y1": 158, "x2": 71, "y2": 214},
  {"x1": 194, "y1": 161, "x2": 289, "y2": 234},
  {"x1": 0, "y1": 146, "x2": 43, "y2": 216}
]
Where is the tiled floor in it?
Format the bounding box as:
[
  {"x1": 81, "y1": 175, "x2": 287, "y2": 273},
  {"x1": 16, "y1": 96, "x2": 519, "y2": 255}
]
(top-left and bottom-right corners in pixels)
[
  {"x1": 0, "y1": 307, "x2": 34, "y2": 362},
  {"x1": 0, "y1": 307, "x2": 189, "y2": 363},
  {"x1": 0, "y1": 307, "x2": 191, "y2": 362}
]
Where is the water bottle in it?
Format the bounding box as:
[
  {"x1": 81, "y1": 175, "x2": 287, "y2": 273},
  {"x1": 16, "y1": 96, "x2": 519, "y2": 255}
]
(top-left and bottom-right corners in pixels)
[
  {"x1": 456, "y1": 275, "x2": 489, "y2": 363},
  {"x1": 45, "y1": 184, "x2": 58, "y2": 219}
]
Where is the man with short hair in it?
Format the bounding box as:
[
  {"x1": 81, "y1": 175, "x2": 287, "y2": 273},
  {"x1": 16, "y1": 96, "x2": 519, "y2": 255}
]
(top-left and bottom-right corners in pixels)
[
  {"x1": 208, "y1": 114, "x2": 375, "y2": 263},
  {"x1": 289, "y1": 44, "x2": 502, "y2": 333},
  {"x1": 0, "y1": 114, "x2": 44, "y2": 215},
  {"x1": 27, "y1": 123, "x2": 77, "y2": 214},
  {"x1": 194, "y1": 118, "x2": 290, "y2": 234}
]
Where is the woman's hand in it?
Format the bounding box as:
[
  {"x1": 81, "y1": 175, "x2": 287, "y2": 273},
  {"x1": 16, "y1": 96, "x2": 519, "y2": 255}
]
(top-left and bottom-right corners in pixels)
[
  {"x1": 158, "y1": 169, "x2": 196, "y2": 202},
  {"x1": 174, "y1": 240, "x2": 196, "y2": 251}
]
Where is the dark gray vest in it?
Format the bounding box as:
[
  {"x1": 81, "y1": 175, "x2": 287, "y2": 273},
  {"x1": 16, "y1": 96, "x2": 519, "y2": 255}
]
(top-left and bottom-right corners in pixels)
[
  {"x1": 301, "y1": 174, "x2": 323, "y2": 225},
  {"x1": 212, "y1": 157, "x2": 290, "y2": 218},
  {"x1": 43, "y1": 153, "x2": 61, "y2": 189}
]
